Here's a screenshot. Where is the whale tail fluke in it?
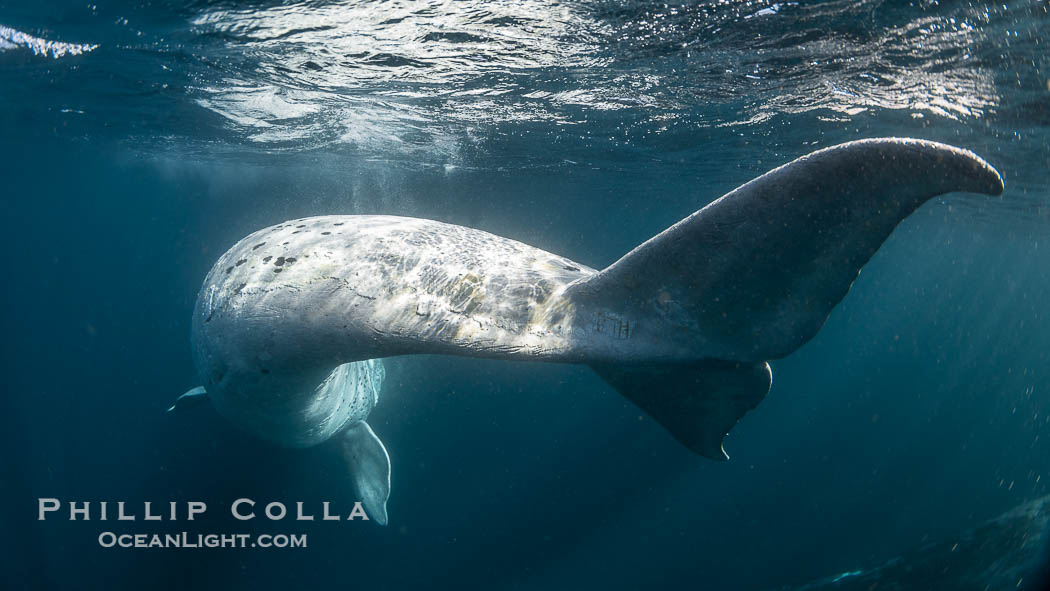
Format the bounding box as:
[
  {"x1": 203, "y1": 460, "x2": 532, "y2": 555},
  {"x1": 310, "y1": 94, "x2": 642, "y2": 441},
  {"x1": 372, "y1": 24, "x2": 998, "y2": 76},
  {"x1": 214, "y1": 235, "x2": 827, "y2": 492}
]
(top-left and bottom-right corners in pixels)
[
  {"x1": 341, "y1": 421, "x2": 391, "y2": 526},
  {"x1": 571, "y1": 138, "x2": 1002, "y2": 458},
  {"x1": 569, "y1": 138, "x2": 1004, "y2": 364},
  {"x1": 592, "y1": 361, "x2": 771, "y2": 460}
]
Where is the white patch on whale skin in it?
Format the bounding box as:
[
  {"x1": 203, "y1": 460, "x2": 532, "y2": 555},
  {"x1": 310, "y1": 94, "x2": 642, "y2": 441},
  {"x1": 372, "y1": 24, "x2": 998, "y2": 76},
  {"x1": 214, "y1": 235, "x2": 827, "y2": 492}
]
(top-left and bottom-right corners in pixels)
[{"x1": 201, "y1": 215, "x2": 598, "y2": 360}]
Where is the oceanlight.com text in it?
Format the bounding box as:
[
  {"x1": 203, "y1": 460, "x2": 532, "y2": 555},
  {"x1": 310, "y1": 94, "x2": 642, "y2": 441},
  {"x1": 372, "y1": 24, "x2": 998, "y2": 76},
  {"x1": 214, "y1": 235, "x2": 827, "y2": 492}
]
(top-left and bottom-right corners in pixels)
[{"x1": 97, "y1": 532, "x2": 307, "y2": 549}]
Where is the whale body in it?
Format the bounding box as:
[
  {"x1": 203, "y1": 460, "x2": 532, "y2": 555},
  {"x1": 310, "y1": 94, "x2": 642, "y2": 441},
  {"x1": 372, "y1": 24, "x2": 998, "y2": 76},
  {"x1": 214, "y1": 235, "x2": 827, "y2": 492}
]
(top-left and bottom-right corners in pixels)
[{"x1": 176, "y1": 138, "x2": 1004, "y2": 525}]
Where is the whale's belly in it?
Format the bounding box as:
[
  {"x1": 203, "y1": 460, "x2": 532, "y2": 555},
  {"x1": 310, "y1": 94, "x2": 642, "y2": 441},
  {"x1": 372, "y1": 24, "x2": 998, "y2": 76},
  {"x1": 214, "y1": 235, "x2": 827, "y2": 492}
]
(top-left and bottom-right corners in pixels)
[{"x1": 203, "y1": 358, "x2": 384, "y2": 448}]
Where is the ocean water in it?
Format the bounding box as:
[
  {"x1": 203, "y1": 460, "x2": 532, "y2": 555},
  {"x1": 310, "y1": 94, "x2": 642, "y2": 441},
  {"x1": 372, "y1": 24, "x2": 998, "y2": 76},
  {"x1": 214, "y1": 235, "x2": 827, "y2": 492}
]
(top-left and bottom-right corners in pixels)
[{"x1": 2, "y1": 1, "x2": 1049, "y2": 589}]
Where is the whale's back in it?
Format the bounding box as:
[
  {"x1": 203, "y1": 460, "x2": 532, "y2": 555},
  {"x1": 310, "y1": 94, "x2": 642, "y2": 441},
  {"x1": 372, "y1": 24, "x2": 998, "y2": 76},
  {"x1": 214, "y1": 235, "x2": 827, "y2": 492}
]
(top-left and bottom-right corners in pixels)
[{"x1": 194, "y1": 215, "x2": 598, "y2": 375}]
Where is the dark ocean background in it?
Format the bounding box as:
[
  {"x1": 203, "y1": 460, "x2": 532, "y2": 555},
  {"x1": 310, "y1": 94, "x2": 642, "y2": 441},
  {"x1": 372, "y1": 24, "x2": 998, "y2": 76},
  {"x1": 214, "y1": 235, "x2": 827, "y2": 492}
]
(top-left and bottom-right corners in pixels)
[{"x1": 2, "y1": 0, "x2": 1049, "y2": 589}]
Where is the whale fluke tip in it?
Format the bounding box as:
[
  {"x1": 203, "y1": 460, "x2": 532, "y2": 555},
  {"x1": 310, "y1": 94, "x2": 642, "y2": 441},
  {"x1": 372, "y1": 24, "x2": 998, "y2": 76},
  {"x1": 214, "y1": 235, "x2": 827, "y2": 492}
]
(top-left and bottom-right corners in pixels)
[
  {"x1": 897, "y1": 137, "x2": 1004, "y2": 196},
  {"x1": 821, "y1": 137, "x2": 1004, "y2": 196}
]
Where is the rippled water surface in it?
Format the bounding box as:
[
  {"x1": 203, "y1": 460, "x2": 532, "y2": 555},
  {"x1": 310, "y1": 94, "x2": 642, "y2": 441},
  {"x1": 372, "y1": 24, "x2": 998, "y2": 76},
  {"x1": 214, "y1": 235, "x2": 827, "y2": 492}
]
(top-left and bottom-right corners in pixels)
[
  {"x1": 2, "y1": 1, "x2": 1049, "y2": 590},
  {"x1": 4, "y1": 1, "x2": 1047, "y2": 162}
]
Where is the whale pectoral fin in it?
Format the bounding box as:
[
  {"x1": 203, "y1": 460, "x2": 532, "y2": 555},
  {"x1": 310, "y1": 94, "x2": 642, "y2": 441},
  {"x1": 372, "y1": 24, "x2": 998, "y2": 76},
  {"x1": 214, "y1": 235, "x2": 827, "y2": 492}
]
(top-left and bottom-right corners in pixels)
[
  {"x1": 166, "y1": 386, "x2": 208, "y2": 413},
  {"x1": 340, "y1": 421, "x2": 391, "y2": 526},
  {"x1": 592, "y1": 361, "x2": 772, "y2": 461}
]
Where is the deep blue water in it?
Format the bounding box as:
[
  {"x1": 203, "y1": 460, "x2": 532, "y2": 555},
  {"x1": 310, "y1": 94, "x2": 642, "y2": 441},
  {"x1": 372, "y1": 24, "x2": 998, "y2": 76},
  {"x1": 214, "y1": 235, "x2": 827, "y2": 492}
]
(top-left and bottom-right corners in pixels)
[{"x1": 2, "y1": 1, "x2": 1049, "y2": 589}]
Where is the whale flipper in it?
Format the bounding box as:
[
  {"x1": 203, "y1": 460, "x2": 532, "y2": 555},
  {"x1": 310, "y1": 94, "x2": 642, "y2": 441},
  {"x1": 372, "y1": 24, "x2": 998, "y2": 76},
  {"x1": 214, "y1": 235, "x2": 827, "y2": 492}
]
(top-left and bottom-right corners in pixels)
[
  {"x1": 592, "y1": 361, "x2": 771, "y2": 460},
  {"x1": 569, "y1": 138, "x2": 1004, "y2": 363},
  {"x1": 166, "y1": 386, "x2": 208, "y2": 413},
  {"x1": 340, "y1": 421, "x2": 391, "y2": 526}
]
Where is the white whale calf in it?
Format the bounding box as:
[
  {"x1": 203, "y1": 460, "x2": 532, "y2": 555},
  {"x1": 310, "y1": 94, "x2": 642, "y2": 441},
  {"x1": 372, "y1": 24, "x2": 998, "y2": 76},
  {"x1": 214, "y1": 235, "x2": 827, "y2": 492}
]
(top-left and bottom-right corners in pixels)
[{"x1": 172, "y1": 138, "x2": 1004, "y2": 524}]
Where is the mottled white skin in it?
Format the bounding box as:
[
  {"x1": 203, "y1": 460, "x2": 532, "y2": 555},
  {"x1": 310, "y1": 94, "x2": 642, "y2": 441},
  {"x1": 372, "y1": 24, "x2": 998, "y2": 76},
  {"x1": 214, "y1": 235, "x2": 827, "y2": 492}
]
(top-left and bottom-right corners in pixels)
[
  {"x1": 192, "y1": 215, "x2": 603, "y2": 448},
  {"x1": 191, "y1": 138, "x2": 1004, "y2": 454},
  {"x1": 193, "y1": 213, "x2": 628, "y2": 446}
]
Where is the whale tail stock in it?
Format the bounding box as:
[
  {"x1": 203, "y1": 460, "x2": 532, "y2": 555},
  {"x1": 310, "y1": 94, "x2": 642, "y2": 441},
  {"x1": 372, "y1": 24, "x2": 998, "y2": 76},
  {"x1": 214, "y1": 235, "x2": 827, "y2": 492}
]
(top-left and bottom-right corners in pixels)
[{"x1": 572, "y1": 138, "x2": 1004, "y2": 460}]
